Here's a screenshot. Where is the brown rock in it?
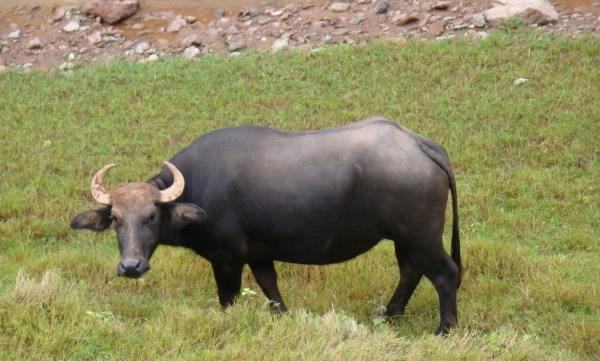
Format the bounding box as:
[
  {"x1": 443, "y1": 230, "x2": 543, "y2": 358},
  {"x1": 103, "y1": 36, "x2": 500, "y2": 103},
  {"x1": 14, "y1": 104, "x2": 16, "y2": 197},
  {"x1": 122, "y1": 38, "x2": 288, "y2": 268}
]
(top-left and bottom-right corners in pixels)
[
  {"x1": 430, "y1": 1, "x2": 452, "y2": 11},
  {"x1": 167, "y1": 17, "x2": 187, "y2": 33},
  {"x1": 429, "y1": 20, "x2": 446, "y2": 36},
  {"x1": 83, "y1": 0, "x2": 139, "y2": 25},
  {"x1": 392, "y1": 13, "x2": 420, "y2": 26}
]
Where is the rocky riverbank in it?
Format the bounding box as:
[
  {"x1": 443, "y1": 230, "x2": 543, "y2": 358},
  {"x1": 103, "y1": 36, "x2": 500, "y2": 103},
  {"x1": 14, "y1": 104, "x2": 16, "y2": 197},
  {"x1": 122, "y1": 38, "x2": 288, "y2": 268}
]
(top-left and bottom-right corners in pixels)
[{"x1": 1, "y1": 0, "x2": 599, "y2": 71}]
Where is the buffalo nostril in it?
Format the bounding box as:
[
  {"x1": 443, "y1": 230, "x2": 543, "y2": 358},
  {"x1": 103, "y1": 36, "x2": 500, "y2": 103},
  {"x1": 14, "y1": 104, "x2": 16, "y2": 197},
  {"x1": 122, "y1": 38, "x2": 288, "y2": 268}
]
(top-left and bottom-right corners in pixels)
[{"x1": 121, "y1": 258, "x2": 140, "y2": 271}]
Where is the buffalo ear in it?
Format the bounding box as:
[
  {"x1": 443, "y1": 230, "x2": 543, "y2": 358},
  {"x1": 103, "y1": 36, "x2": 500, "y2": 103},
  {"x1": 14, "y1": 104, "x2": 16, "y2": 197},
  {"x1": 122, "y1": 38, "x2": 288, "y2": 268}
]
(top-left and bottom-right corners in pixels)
[
  {"x1": 164, "y1": 203, "x2": 207, "y2": 229},
  {"x1": 70, "y1": 207, "x2": 112, "y2": 232}
]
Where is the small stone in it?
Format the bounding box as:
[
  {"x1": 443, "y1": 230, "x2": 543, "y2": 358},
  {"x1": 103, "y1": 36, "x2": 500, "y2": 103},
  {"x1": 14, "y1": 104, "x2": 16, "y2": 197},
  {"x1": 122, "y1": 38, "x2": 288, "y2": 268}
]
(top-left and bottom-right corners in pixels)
[
  {"x1": 181, "y1": 34, "x2": 200, "y2": 47},
  {"x1": 52, "y1": 5, "x2": 76, "y2": 22},
  {"x1": 320, "y1": 34, "x2": 333, "y2": 44},
  {"x1": 27, "y1": 37, "x2": 42, "y2": 49},
  {"x1": 227, "y1": 38, "x2": 246, "y2": 52},
  {"x1": 63, "y1": 20, "x2": 81, "y2": 32},
  {"x1": 392, "y1": 13, "x2": 419, "y2": 26},
  {"x1": 8, "y1": 29, "x2": 21, "y2": 39},
  {"x1": 272, "y1": 37, "x2": 289, "y2": 51},
  {"x1": 471, "y1": 13, "x2": 486, "y2": 27},
  {"x1": 430, "y1": 1, "x2": 452, "y2": 11},
  {"x1": 329, "y1": 2, "x2": 350, "y2": 12},
  {"x1": 131, "y1": 23, "x2": 144, "y2": 30},
  {"x1": 513, "y1": 77, "x2": 528, "y2": 85},
  {"x1": 213, "y1": 9, "x2": 226, "y2": 18},
  {"x1": 146, "y1": 54, "x2": 159, "y2": 62},
  {"x1": 167, "y1": 17, "x2": 187, "y2": 33},
  {"x1": 374, "y1": 0, "x2": 389, "y2": 14},
  {"x1": 429, "y1": 20, "x2": 446, "y2": 36},
  {"x1": 184, "y1": 16, "x2": 197, "y2": 23},
  {"x1": 135, "y1": 41, "x2": 150, "y2": 54},
  {"x1": 0, "y1": 65, "x2": 6, "y2": 72},
  {"x1": 67, "y1": 52, "x2": 76, "y2": 61},
  {"x1": 270, "y1": 9, "x2": 284, "y2": 16},
  {"x1": 183, "y1": 45, "x2": 200, "y2": 58},
  {"x1": 257, "y1": 16, "x2": 272, "y2": 25}
]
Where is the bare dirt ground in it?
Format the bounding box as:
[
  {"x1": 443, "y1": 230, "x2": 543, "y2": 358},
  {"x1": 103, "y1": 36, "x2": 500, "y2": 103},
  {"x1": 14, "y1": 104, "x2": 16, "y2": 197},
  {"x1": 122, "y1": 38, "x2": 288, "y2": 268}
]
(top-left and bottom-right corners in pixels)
[{"x1": 1, "y1": 0, "x2": 599, "y2": 71}]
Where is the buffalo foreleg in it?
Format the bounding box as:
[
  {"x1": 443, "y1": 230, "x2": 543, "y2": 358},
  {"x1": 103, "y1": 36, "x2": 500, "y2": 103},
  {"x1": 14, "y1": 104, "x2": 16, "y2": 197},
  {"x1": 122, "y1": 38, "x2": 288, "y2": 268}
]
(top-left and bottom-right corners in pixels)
[{"x1": 212, "y1": 262, "x2": 243, "y2": 308}]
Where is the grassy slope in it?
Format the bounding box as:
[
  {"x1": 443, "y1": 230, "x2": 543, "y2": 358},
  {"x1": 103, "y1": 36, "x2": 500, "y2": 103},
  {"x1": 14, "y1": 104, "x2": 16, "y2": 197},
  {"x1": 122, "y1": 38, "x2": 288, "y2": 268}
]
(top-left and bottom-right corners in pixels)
[{"x1": 0, "y1": 30, "x2": 599, "y2": 360}]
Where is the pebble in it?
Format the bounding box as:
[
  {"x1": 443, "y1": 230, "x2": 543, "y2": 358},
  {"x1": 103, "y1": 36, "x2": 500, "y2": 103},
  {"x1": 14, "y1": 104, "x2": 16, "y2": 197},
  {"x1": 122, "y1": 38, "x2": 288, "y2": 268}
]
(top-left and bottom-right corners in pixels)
[
  {"x1": 135, "y1": 41, "x2": 150, "y2": 54},
  {"x1": 8, "y1": 29, "x2": 21, "y2": 39},
  {"x1": 183, "y1": 45, "x2": 201, "y2": 58},
  {"x1": 227, "y1": 38, "x2": 246, "y2": 52},
  {"x1": 429, "y1": 20, "x2": 446, "y2": 36},
  {"x1": 213, "y1": 9, "x2": 226, "y2": 18},
  {"x1": 272, "y1": 37, "x2": 289, "y2": 51},
  {"x1": 63, "y1": 20, "x2": 81, "y2": 32},
  {"x1": 393, "y1": 13, "x2": 420, "y2": 26},
  {"x1": 374, "y1": 0, "x2": 389, "y2": 14},
  {"x1": 27, "y1": 37, "x2": 42, "y2": 49},
  {"x1": 146, "y1": 54, "x2": 159, "y2": 62},
  {"x1": 471, "y1": 13, "x2": 486, "y2": 28},
  {"x1": 67, "y1": 52, "x2": 76, "y2": 61},
  {"x1": 431, "y1": 1, "x2": 452, "y2": 11},
  {"x1": 513, "y1": 77, "x2": 528, "y2": 85},
  {"x1": 166, "y1": 17, "x2": 187, "y2": 33},
  {"x1": 131, "y1": 23, "x2": 144, "y2": 30},
  {"x1": 329, "y1": 2, "x2": 350, "y2": 12}
]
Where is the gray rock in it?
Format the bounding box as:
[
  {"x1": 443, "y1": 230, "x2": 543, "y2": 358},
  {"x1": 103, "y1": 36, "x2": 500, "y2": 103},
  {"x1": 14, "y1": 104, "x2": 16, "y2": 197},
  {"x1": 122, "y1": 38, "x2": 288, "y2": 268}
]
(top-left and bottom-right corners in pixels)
[
  {"x1": 63, "y1": 20, "x2": 81, "y2": 32},
  {"x1": 374, "y1": 0, "x2": 389, "y2": 14},
  {"x1": 227, "y1": 38, "x2": 246, "y2": 52},
  {"x1": 82, "y1": 0, "x2": 139, "y2": 25},
  {"x1": 8, "y1": 29, "x2": 21, "y2": 39},
  {"x1": 213, "y1": 9, "x2": 226, "y2": 18},
  {"x1": 272, "y1": 37, "x2": 289, "y2": 51},
  {"x1": 471, "y1": 13, "x2": 486, "y2": 27},
  {"x1": 167, "y1": 17, "x2": 187, "y2": 33},
  {"x1": 52, "y1": 5, "x2": 77, "y2": 22},
  {"x1": 513, "y1": 77, "x2": 528, "y2": 85},
  {"x1": 134, "y1": 41, "x2": 150, "y2": 54},
  {"x1": 183, "y1": 46, "x2": 200, "y2": 58},
  {"x1": 27, "y1": 37, "x2": 42, "y2": 49},
  {"x1": 329, "y1": 2, "x2": 350, "y2": 12}
]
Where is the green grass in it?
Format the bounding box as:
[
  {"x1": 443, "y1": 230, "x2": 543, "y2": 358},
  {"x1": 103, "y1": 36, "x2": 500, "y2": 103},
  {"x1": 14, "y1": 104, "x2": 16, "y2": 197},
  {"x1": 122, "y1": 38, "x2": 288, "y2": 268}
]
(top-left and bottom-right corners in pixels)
[{"x1": 1, "y1": 30, "x2": 599, "y2": 360}]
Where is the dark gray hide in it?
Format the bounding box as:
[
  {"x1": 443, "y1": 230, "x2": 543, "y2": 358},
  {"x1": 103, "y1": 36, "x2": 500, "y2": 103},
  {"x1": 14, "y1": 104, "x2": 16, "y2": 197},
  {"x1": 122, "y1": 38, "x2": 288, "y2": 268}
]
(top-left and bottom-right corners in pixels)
[{"x1": 71, "y1": 116, "x2": 462, "y2": 334}]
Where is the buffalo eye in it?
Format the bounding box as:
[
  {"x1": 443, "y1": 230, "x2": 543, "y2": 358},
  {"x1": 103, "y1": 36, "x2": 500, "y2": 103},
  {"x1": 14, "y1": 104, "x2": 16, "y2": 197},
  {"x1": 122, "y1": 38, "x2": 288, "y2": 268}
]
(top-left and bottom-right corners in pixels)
[
  {"x1": 111, "y1": 215, "x2": 122, "y2": 226},
  {"x1": 143, "y1": 212, "x2": 157, "y2": 225}
]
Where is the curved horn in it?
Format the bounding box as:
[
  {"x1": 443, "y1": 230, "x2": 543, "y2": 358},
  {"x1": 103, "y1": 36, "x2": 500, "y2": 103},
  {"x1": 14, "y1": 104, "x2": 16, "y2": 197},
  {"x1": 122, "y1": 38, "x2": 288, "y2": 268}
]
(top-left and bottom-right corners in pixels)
[
  {"x1": 158, "y1": 161, "x2": 185, "y2": 203},
  {"x1": 91, "y1": 163, "x2": 115, "y2": 205}
]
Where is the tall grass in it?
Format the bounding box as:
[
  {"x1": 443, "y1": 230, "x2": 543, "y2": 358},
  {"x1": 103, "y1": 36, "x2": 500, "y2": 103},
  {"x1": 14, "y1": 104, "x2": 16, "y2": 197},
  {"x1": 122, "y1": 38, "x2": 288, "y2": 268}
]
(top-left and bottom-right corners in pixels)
[{"x1": 1, "y1": 30, "x2": 599, "y2": 360}]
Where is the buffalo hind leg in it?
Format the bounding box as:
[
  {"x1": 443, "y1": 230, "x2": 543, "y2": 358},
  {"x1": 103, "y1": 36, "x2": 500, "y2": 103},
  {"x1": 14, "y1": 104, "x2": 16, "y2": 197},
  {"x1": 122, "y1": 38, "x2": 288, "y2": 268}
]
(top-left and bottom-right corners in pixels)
[
  {"x1": 385, "y1": 245, "x2": 423, "y2": 317},
  {"x1": 212, "y1": 262, "x2": 244, "y2": 308},
  {"x1": 249, "y1": 261, "x2": 287, "y2": 313},
  {"x1": 417, "y1": 251, "x2": 459, "y2": 335}
]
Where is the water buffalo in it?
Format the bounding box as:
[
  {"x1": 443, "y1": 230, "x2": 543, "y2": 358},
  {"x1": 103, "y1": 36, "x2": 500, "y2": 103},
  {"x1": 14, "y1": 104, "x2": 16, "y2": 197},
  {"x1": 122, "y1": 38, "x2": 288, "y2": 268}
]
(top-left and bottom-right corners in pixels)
[{"x1": 71, "y1": 116, "x2": 462, "y2": 334}]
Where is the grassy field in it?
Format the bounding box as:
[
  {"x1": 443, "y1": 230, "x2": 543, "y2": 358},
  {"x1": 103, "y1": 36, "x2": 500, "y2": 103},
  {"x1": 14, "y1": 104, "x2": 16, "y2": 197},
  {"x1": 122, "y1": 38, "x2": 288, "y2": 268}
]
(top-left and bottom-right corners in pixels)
[{"x1": 1, "y1": 29, "x2": 599, "y2": 360}]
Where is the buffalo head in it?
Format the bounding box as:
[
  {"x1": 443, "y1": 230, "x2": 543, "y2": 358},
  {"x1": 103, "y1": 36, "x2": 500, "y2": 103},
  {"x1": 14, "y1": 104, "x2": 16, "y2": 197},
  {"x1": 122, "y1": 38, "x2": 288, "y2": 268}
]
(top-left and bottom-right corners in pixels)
[{"x1": 70, "y1": 162, "x2": 206, "y2": 278}]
